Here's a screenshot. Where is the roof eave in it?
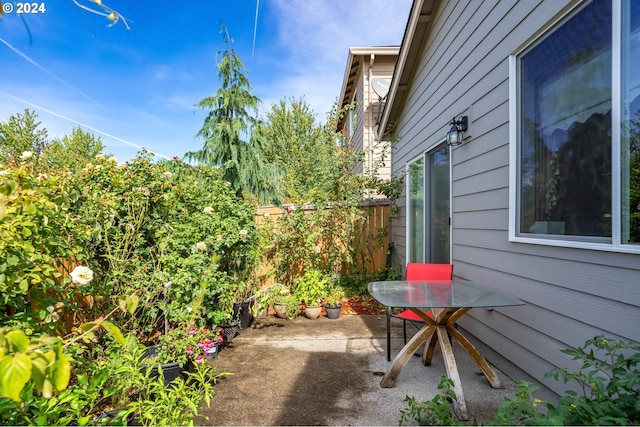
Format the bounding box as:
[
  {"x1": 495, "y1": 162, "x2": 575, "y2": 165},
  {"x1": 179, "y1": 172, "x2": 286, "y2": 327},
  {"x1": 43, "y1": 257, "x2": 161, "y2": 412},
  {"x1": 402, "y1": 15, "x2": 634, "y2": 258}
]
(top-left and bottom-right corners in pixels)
[
  {"x1": 378, "y1": 0, "x2": 437, "y2": 140},
  {"x1": 336, "y1": 46, "x2": 401, "y2": 131}
]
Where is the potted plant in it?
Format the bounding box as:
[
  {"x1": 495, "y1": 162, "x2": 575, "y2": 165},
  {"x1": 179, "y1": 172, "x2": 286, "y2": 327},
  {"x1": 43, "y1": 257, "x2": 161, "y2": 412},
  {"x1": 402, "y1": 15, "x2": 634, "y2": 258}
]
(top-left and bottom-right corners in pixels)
[
  {"x1": 233, "y1": 281, "x2": 257, "y2": 329},
  {"x1": 324, "y1": 285, "x2": 345, "y2": 319},
  {"x1": 273, "y1": 293, "x2": 300, "y2": 320},
  {"x1": 144, "y1": 324, "x2": 223, "y2": 384},
  {"x1": 254, "y1": 283, "x2": 288, "y2": 318},
  {"x1": 294, "y1": 269, "x2": 330, "y2": 319}
]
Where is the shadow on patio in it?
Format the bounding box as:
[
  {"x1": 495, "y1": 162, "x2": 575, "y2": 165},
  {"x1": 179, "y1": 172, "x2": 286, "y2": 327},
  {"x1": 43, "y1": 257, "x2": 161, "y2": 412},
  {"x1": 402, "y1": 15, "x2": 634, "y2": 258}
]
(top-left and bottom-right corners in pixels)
[{"x1": 198, "y1": 315, "x2": 516, "y2": 426}]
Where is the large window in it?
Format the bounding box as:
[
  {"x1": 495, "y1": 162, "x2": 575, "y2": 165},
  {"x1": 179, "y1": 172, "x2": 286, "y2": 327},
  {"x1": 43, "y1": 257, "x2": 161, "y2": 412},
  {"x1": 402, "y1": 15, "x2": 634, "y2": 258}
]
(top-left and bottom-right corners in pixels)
[{"x1": 513, "y1": 0, "x2": 640, "y2": 250}]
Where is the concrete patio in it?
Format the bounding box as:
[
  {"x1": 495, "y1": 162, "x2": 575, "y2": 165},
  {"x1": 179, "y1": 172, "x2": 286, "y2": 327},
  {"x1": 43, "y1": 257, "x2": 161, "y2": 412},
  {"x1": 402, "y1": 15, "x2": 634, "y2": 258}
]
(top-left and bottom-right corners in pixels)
[{"x1": 199, "y1": 314, "x2": 517, "y2": 426}]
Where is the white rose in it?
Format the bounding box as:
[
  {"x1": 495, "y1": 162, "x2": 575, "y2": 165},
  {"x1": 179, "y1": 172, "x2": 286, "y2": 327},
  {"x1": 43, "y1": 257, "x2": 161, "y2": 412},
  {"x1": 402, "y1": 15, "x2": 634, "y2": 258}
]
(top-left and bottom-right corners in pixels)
[{"x1": 70, "y1": 265, "x2": 94, "y2": 285}]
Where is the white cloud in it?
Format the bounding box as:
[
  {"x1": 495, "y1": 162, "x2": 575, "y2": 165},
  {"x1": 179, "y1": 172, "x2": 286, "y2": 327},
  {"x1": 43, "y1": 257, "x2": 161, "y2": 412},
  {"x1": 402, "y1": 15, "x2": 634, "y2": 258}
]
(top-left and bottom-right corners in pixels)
[{"x1": 261, "y1": 0, "x2": 412, "y2": 119}]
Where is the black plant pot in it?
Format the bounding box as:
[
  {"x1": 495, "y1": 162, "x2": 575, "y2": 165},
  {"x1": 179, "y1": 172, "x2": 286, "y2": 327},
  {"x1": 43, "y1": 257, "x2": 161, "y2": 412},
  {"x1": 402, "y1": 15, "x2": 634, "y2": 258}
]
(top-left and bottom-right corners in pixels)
[
  {"x1": 325, "y1": 303, "x2": 342, "y2": 319},
  {"x1": 219, "y1": 322, "x2": 240, "y2": 342},
  {"x1": 143, "y1": 345, "x2": 186, "y2": 385},
  {"x1": 233, "y1": 300, "x2": 254, "y2": 329}
]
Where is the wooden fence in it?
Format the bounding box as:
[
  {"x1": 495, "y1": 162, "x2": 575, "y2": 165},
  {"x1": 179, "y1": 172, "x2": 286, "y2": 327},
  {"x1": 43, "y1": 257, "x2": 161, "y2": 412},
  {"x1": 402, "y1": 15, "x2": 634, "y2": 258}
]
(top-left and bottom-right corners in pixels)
[{"x1": 254, "y1": 201, "x2": 391, "y2": 287}]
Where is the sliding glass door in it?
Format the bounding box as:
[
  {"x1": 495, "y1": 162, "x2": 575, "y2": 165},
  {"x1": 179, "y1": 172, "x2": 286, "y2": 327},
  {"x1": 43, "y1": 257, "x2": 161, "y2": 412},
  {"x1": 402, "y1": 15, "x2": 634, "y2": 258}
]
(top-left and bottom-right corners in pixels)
[{"x1": 407, "y1": 145, "x2": 450, "y2": 264}]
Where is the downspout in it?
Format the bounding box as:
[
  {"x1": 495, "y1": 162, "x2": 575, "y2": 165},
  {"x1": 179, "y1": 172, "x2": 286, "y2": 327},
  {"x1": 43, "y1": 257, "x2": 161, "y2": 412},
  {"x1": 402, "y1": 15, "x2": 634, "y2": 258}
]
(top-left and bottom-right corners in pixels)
[{"x1": 368, "y1": 53, "x2": 375, "y2": 176}]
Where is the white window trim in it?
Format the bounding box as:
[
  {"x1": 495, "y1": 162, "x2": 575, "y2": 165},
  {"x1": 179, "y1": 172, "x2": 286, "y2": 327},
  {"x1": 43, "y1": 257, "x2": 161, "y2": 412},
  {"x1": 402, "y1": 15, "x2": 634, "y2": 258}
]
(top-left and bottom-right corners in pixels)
[{"x1": 508, "y1": 0, "x2": 640, "y2": 255}]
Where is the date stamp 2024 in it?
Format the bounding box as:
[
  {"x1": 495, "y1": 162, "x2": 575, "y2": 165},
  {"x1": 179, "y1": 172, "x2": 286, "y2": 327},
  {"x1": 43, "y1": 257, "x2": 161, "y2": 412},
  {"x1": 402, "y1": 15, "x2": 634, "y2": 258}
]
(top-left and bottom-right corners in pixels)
[{"x1": 2, "y1": 2, "x2": 47, "y2": 15}]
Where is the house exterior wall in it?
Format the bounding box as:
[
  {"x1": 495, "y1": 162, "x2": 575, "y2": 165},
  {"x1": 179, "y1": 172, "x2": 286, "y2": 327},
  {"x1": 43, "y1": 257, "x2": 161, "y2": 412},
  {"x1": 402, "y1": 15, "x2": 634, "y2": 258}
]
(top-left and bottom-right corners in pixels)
[
  {"x1": 363, "y1": 56, "x2": 396, "y2": 180},
  {"x1": 338, "y1": 49, "x2": 398, "y2": 180},
  {"x1": 352, "y1": 80, "x2": 366, "y2": 173},
  {"x1": 389, "y1": 0, "x2": 640, "y2": 398}
]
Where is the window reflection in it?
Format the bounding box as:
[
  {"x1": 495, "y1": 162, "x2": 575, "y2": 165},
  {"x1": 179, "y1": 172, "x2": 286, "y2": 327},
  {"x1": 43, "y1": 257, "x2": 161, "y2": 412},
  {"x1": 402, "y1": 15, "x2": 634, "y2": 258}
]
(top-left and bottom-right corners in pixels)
[{"x1": 520, "y1": 0, "x2": 613, "y2": 239}]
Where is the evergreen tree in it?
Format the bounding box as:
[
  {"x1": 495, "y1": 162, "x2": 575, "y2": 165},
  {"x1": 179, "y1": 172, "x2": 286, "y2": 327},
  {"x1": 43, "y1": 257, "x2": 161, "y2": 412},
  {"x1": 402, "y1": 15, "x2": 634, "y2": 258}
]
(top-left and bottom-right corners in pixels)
[{"x1": 186, "y1": 24, "x2": 281, "y2": 205}]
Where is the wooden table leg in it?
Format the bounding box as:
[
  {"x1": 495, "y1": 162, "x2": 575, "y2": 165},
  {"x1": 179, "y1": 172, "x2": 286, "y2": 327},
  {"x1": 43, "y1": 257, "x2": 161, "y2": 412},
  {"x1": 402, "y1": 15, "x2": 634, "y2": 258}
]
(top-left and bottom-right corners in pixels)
[
  {"x1": 437, "y1": 325, "x2": 468, "y2": 420},
  {"x1": 447, "y1": 326, "x2": 503, "y2": 388},
  {"x1": 421, "y1": 308, "x2": 453, "y2": 366},
  {"x1": 380, "y1": 306, "x2": 497, "y2": 421},
  {"x1": 422, "y1": 330, "x2": 439, "y2": 366},
  {"x1": 380, "y1": 324, "x2": 435, "y2": 388}
]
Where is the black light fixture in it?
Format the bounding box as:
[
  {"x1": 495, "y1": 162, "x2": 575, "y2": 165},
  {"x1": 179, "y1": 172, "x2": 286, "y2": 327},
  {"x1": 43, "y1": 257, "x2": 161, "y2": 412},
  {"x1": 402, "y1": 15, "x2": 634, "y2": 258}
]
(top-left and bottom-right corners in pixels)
[{"x1": 446, "y1": 116, "x2": 468, "y2": 145}]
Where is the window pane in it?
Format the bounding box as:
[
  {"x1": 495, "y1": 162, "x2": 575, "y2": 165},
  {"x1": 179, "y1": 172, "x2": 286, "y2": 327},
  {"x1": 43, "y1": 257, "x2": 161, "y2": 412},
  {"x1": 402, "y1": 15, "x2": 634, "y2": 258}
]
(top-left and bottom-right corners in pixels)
[
  {"x1": 429, "y1": 147, "x2": 450, "y2": 263},
  {"x1": 622, "y1": 0, "x2": 640, "y2": 244},
  {"x1": 519, "y1": 0, "x2": 612, "y2": 239},
  {"x1": 408, "y1": 158, "x2": 424, "y2": 262}
]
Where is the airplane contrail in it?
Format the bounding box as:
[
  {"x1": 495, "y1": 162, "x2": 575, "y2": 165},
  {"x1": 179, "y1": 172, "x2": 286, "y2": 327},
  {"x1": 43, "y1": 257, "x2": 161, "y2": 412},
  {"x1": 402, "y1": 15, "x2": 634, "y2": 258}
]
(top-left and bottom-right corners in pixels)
[
  {"x1": 1, "y1": 92, "x2": 171, "y2": 160},
  {"x1": 0, "y1": 38, "x2": 99, "y2": 104},
  {"x1": 252, "y1": 0, "x2": 259, "y2": 58}
]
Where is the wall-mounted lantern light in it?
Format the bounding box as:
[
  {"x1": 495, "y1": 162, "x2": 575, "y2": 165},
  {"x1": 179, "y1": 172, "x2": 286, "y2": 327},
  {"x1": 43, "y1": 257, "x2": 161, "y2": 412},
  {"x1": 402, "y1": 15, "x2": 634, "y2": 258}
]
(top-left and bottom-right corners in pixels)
[{"x1": 446, "y1": 116, "x2": 468, "y2": 145}]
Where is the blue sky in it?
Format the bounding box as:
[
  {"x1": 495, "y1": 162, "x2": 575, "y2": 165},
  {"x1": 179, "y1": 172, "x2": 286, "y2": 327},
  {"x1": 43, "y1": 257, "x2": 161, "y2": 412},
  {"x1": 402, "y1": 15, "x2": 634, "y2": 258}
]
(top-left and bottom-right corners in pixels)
[{"x1": 0, "y1": 0, "x2": 411, "y2": 162}]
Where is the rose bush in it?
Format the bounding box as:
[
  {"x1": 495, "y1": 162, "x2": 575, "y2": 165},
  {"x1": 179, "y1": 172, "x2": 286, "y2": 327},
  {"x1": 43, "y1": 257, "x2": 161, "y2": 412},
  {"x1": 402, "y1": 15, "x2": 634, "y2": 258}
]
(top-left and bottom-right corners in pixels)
[
  {"x1": 0, "y1": 145, "x2": 258, "y2": 423},
  {"x1": 64, "y1": 151, "x2": 258, "y2": 337}
]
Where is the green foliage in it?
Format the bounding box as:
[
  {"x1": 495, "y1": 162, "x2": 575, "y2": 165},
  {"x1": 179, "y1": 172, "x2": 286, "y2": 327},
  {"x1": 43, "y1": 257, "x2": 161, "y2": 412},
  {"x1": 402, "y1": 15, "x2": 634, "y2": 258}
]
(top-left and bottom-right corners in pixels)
[
  {"x1": 274, "y1": 294, "x2": 300, "y2": 320},
  {"x1": 61, "y1": 151, "x2": 258, "y2": 335},
  {"x1": 260, "y1": 205, "x2": 367, "y2": 288},
  {"x1": 0, "y1": 109, "x2": 47, "y2": 163},
  {"x1": 253, "y1": 283, "x2": 289, "y2": 315},
  {"x1": 0, "y1": 299, "x2": 134, "y2": 404},
  {"x1": 0, "y1": 108, "x2": 258, "y2": 424},
  {"x1": 293, "y1": 269, "x2": 330, "y2": 306},
  {"x1": 132, "y1": 360, "x2": 218, "y2": 427},
  {"x1": 486, "y1": 381, "x2": 557, "y2": 426},
  {"x1": 400, "y1": 336, "x2": 640, "y2": 426},
  {"x1": 399, "y1": 376, "x2": 463, "y2": 426},
  {"x1": 325, "y1": 283, "x2": 346, "y2": 307},
  {"x1": 0, "y1": 159, "x2": 85, "y2": 333},
  {"x1": 258, "y1": 97, "x2": 342, "y2": 203},
  {"x1": 0, "y1": 335, "x2": 219, "y2": 426},
  {"x1": 42, "y1": 127, "x2": 105, "y2": 172},
  {"x1": 186, "y1": 23, "x2": 280, "y2": 204},
  {"x1": 0, "y1": 330, "x2": 70, "y2": 403},
  {"x1": 544, "y1": 335, "x2": 640, "y2": 425},
  {"x1": 152, "y1": 325, "x2": 223, "y2": 367}
]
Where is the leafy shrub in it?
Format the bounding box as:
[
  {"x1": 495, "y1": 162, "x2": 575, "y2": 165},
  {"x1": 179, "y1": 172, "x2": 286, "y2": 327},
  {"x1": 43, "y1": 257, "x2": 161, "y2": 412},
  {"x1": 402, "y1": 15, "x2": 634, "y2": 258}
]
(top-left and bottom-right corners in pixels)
[
  {"x1": 65, "y1": 152, "x2": 258, "y2": 335},
  {"x1": 544, "y1": 335, "x2": 640, "y2": 425},
  {"x1": 400, "y1": 336, "x2": 640, "y2": 426},
  {"x1": 0, "y1": 160, "x2": 88, "y2": 333},
  {"x1": 399, "y1": 376, "x2": 462, "y2": 426},
  {"x1": 294, "y1": 269, "x2": 330, "y2": 306},
  {"x1": 0, "y1": 334, "x2": 221, "y2": 426}
]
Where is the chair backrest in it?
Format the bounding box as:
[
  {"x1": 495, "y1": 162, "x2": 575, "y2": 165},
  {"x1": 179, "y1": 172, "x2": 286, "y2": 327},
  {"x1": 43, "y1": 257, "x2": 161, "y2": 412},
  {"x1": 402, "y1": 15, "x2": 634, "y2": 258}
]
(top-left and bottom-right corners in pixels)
[
  {"x1": 405, "y1": 263, "x2": 453, "y2": 281},
  {"x1": 405, "y1": 263, "x2": 453, "y2": 306}
]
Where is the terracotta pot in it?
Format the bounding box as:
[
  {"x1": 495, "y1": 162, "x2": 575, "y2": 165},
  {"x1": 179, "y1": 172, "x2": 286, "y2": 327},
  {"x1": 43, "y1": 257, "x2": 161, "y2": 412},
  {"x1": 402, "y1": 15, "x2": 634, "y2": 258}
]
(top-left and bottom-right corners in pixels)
[
  {"x1": 303, "y1": 304, "x2": 322, "y2": 319},
  {"x1": 273, "y1": 301, "x2": 288, "y2": 319}
]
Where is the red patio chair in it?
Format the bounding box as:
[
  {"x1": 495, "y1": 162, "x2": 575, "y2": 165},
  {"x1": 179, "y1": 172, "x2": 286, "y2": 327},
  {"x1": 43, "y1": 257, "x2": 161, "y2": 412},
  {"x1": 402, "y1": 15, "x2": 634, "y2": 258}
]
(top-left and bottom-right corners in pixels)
[{"x1": 386, "y1": 262, "x2": 453, "y2": 361}]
